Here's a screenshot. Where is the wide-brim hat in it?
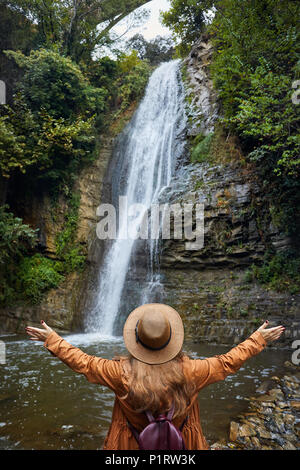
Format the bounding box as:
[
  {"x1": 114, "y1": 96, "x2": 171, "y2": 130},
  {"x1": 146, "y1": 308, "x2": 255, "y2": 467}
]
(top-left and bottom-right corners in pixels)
[{"x1": 123, "y1": 303, "x2": 184, "y2": 365}]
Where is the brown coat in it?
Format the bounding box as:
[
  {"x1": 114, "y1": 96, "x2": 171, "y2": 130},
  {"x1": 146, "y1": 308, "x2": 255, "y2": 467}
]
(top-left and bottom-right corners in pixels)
[{"x1": 44, "y1": 330, "x2": 266, "y2": 450}]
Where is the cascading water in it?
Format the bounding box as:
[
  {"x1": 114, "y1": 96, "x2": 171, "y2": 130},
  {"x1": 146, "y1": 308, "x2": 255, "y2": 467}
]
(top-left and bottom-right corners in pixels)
[{"x1": 85, "y1": 60, "x2": 187, "y2": 337}]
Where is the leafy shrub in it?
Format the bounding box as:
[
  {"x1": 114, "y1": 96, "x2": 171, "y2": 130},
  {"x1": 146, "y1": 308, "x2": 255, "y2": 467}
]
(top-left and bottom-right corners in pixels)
[
  {"x1": 0, "y1": 205, "x2": 38, "y2": 306},
  {"x1": 207, "y1": 0, "x2": 300, "y2": 234},
  {"x1": 113, "y1": 52, "x2": 152, "y2": 117},
  {"x1": 16, "y1": 254, "x2": 64, "y2": 304},
  {"x1": 5, "y1": 48, "x2": 107, "y2": 120},
  {"x1": 0, "y1": 205, "x2": 37, "y2": 264},
  {"x1": 0, "y1": 48, "x2": 104, "y2": 186},
  {"x1": 55, "y1": 193, "x2": 86, "y2": 273},
  {"x1": 0, "y1": 94, "x2": 96, "y2": 190}
]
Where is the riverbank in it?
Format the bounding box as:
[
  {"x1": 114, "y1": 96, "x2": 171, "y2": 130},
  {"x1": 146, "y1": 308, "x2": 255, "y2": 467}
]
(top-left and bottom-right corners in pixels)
[{"x1": 211, "y1": 361, "x2": 300, "y2": 450}]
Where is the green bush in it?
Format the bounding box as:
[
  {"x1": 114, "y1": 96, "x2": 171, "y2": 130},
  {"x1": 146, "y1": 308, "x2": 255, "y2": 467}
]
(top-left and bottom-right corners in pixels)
[
  {"x1": 0, "y1": 94, "x2": 97, "y2": 190},
  {"x1": 207, "y1": 0, "x2": 300, "y2": 234},
  {"x1": 5, "y1": 48, "x2": 107, "y2": 120},
  {"x1": 0, "y1": 205, "x2": 38, "y2": 306},
  {"x1": 55, "y1": 192, "x2": 86, "y2": 273},
  {"x1": 0, "y1": 204, "x2": 37, "y2": 264},
  {"x1": 0, "y1": 48, "x2": 105, "y2": 186},
  {"x1": 113, "y1": 52, "x2": 152, "y2": 118},
  {"x1": 16, "y1": 254, "x2": 64, "y2": 304}
]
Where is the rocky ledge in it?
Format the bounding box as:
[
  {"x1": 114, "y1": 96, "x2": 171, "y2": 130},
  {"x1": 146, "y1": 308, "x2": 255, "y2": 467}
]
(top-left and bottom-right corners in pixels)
[{"x1": 212, "y1": 362, "x2": 300, "y2": 450}]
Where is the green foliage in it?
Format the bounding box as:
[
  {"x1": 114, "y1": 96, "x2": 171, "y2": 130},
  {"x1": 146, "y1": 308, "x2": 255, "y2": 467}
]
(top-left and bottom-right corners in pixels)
[
  {"x1": 0, "y1": 48, "x2": 102, "y2": 188},
  {"x1": 244, "y1": 251, "x2": 300, "y2": 294},
  {"x1": 118, "y1": 50, "x2": 141, "y2": 74},
  {"x1": 0, "y1": 193, "x2": 86, "y2": 306},
  {"x1": 0, "y1": 47, "x2": 152, "y2": 185},
  {"x1": 0, "y1": 204, "x2": 38, "y2": 306},
  {"x1": 5, "y1": 0, "x2": 151, "y2": 62},
  {"x1": 0, "y1": 205, "x2": 37, "y2": 265},
  {"x1": 161, "y1": 0, "x2": 212, "y2": 56},
  {"x1": 125, "y1": 34, "x2": 175, "y2": 65},
  {"x1": 55, "y1": 193, "x2": 86, "y2": 273},
  {"x1": 0, "y1": 95, "x2": 97, "y2": 190},
  {"x1": 207, "y1": 0, "x2": 300, "y2": 234},
  {"x1": 232, "y1": 67, "x2": 300, "y2": 176},
  {"x1": 16, "y1": 254, "x2": 64, "y2": 304},
  {"x1": 5, "y1": 48, "x2": 107, "y2": 120},
  {"x1": 209, "y1": 1, "x2": 300, "y2": 175},
  {"x1": 0, "y1": 114, "x2": 30, "y2": 177},
  {"x1": 191, "y1": 133, "x2": 214, "y2": 163},
  {"x1": 85, "y1": 56, "x2": 119, "y2": 90},
  {"x1": 113, "y1": 52, "x2": 152, "y2": 117}
]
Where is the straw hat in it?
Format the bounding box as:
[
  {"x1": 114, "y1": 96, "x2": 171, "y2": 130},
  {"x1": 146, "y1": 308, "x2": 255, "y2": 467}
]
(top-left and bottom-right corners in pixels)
[{"x1": 123, "y1": 303, "x2": 184, "y2": 364}]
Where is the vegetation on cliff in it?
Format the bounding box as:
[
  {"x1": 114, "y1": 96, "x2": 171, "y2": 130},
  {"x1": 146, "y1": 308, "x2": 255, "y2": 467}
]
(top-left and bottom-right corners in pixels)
[
  {"x1": 162, "y1": 0, "x2": 300, "y2": 293},
  {"x1": 0, "y1": 1, "x2": 153, "y2": 307}
]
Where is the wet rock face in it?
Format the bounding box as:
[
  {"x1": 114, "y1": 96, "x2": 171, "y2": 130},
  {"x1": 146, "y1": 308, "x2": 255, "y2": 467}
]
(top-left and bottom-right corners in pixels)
[{"x1": 212, "y1": 363, "x2": 300, "y2": 450}]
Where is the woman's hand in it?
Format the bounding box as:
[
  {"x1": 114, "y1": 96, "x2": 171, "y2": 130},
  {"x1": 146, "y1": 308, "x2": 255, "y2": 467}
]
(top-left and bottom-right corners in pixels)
[
  {"x1": 25, "y1": 320, "x2": 53, "y2": 342},
  {"x1": 256, "y1": 320, "x2": 285, "y2": 344}
]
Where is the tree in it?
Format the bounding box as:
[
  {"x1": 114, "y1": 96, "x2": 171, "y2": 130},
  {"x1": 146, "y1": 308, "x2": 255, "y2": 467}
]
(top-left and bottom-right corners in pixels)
[
  {"x1": 161, "y1": 0, "x2": 215, "y2": 54},
  {"x1": 5, "y1": 48, "x2": 107, "y2": 119},
  {"x1": 0, "y1": 49, "x2": 104, "y2": 183},
  {"x1": 4, "y1": 0, "x2": 152, "y2": 62},
  {"x1": 208, "y1": 0, "x2": 300, "y2": 234},
  {"x1": 125, "y1": 34, "x2": 175, "y2": 65},
  {"x1": 0, "y1": 3, "x2": 37, "y2": 104}
]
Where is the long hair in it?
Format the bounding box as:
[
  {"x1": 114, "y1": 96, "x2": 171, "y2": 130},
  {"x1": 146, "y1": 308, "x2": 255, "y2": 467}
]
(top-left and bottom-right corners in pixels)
[{"x1": 124, "y1": 352, "x2": 196, "y2": 419}]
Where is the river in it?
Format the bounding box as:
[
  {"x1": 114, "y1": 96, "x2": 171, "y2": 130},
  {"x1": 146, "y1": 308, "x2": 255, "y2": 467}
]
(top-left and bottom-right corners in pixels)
[{"x1": 0, "y1": 332, "x2": 290, "y2": 450}]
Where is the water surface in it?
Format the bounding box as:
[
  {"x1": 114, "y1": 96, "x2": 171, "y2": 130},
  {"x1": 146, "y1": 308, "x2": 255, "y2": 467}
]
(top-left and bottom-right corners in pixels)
[{"x1": 0, "y1": 332, "x2": 290, "y2": 450}]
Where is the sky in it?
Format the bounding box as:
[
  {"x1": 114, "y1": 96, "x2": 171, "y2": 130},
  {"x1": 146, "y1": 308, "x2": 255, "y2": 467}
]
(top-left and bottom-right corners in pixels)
[{"x1": 111, "y1": 0, "x2": 172, "y2": 41}]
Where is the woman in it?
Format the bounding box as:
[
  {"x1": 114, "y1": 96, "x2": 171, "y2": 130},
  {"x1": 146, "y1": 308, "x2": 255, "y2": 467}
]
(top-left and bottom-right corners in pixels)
[{"x1": 25, "y1": 303, "x2": 285, "y2": 450}]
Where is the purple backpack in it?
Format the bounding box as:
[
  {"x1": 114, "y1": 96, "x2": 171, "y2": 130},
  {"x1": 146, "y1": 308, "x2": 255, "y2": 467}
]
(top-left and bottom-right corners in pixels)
[{"x1": 128, "y1": 404, "x2": 187, "y2": 450}]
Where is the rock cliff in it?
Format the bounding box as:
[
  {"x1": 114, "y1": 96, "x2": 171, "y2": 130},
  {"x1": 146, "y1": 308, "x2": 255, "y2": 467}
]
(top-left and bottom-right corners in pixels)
[{"x1": 157, "y1": 36, "x2": 299, "y2": 346}]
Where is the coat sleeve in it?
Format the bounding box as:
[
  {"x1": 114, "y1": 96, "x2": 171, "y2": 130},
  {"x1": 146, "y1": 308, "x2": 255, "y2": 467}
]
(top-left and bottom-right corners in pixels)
[
  {"x1": 43, "y1": 331, "x2": 124, "y2": 392},
  {"x1": 186, "y1": 331, "x2": 267, "y2": 391}
]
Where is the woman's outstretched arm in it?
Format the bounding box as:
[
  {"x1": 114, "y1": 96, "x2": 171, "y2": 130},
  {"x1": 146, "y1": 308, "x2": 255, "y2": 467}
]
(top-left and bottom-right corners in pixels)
[
  {"x1": 188, "y1": 321, "x2": 285, "y2": 390},
  {"x1": 25, "y1": 321, "x2": 123, "y2": 391}
]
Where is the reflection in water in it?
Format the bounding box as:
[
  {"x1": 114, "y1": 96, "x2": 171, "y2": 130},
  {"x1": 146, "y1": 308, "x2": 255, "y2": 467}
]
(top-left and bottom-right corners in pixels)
[{"x1": 0, "y1": 333, "x2": 289, "y2": 450}]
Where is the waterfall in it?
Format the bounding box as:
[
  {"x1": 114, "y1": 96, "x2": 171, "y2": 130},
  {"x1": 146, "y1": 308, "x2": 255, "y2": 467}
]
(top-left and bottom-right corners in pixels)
[{"x1": 85, "y1": 60, "x2": 187, "y2": 337}]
